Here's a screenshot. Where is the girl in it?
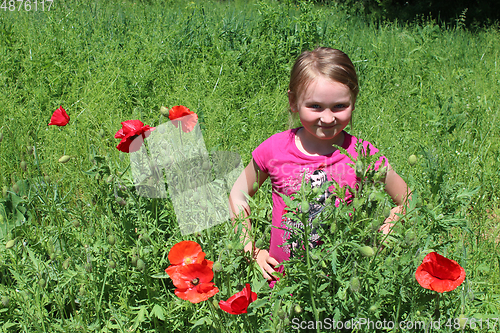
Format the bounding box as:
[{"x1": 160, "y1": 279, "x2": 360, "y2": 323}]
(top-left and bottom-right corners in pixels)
[{"x1": 229, "y1": 47, "x2": 409, "y2": 281}]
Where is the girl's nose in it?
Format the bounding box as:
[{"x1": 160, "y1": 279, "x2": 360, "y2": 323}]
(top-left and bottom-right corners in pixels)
[{"x1": 320, "y1": 110, "x2": 335, "y2": 124}]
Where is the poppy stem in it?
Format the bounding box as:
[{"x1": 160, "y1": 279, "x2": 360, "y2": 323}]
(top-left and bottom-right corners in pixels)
[
  {"x1": 298, "y1": 172, "x2": 320, "y2": 332},
  {"x1": 434, "y1": 293, "x2": 441, "y2": 319},
  {"x1": 301, "y1": 212, "x2": 320, "y2": 332},
  {"x1": 178, "y1": 123, "x2": 183, "y2": 146},
  {"x1": 208, "y1": 299, "x2": 227, "y2": 333}
]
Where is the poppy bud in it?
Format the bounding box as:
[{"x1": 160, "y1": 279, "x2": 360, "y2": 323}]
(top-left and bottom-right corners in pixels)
[
  {"x1": 1, "y1": 296, "x2": 9, "y2": 307},
  {"x1": 12, "y1": 184, "x2": 19, "y2": 194},
  {"x1": 106, "y1": 175, "x2": 113, "y2": 184},
  {"x1": 131, "y1": 254, "x2": 138, "y2": 267},
  {"x1": 300, "y1": 200, "x2": 310, "y2": 213},
  {"x1": 79, "y1": 285, "x2": 85, "y2": 296},
  {"x1": 405, "y1": 230, "x2": 416, "y2": 245},
  {"x1": 458, "y1": 315, "x2": 467, "y2": 329},
  {"x1": 63, "y1": 257, "x2": 71, "y2": 270},
  {"x1": 358, "y1": 246, "x2": 375, "y2": 257},
  {"x1": 98, "y1": 129, "x2": 105, "y2": 138},
  {"x1": 109, "y1": 260, "x2": 116, "y2": 269},
  {"x1": 212, "y1": 299, "x2": 219, "y2": 309},
  {"x1": 72, "y1": 220, "x2": 80, "y2": 228},
  {"x1": 58, "y1": 155, "x2": 71, "y2": 163},
  {"x1": 294, "y1": 304, "x2": 302, "y2": 314},
  {"x1": 20, "y1": 161, "x2": 27, "y2": 171},
  {"x1": 38, "y1": 278, "x2": 46, "y2": 288},
  {"x1": 160, "y1": 106, "x2": 169, "y2": 117},
  {"x1": 85, "y1": 263, "x2": 92, "y2": 273},
  {"x1": 350, "y1": 277, "x2": 360, "y2": 293},
  {"x1": 140, "y1": 233, "x2": 150, "y2": 243},
  {"x1": 116, "y1": 197, "x2": 126, "y2": 206},
  {"x1": 355, "y1": 160, "x2": 364, "y2": 175},
  {"x1": 108, "y1": 235, "x2": 116, "y2": 246},
  {"x1": 253, "y1": 182, "x2": 258, "y2": 191},
  {"x1": 5, "y1": 239, "x2": 15, "y2": 249},
  {"x1": 467, "y1": 289, "x2": 475, "y2": 302},
  {"x1": 369, "y1": 304, "x2": 378, "y2": 312},
  {"x1": 26, "y1": 146, "x2": 34, "y2": 155},
  {"x1": 2, "y1": 186, "x2": 7, "y2": 197},
  {"x1": 136, "y1": 258, "x2": 146, "y2": 271},
  {"x1": 213, "y1": 261, "x2": 222, "y2": 272},
  {"x1": 277, "y1": 309, "x2": 286, "y2": 320},
  {"x1": 408, "y1": 154, "x2": 417, "y2": 166},
  {"x1": 226, "y1": 243, "x2": 233, "y2": 251}
]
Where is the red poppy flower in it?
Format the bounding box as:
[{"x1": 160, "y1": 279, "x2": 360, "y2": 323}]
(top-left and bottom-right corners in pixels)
[
  {"x1": 168, "y1": 105, "x2": 198, "y2": 133},
  {"x1": 415, "y1": 252, "x2": 466, "y2": 293},
  {"x1": 114, "y1": 120, "x2": 155, "y2": 153},
  {"x1": 169, "y1": 263, "x2": 219, "y2": 303},
  {"x1": 219, "y1": 283, "x2": 258, "y2": 315},
  {"x1": 48, "y1": 106, "x2": 70, "y2": 126},
  {"x1": 165, "y1": 240, "x2": 213, "y2": 278}
]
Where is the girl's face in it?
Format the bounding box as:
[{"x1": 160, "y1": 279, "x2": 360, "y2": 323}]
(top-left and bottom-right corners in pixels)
[{"x1": 290, "y1": 75, "x2": 354, "y2": 147}]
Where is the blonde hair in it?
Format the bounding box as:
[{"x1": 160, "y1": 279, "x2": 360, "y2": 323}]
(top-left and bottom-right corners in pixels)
[{"x1": 288, "y1": 47, "x2": 359, "y2": 112}]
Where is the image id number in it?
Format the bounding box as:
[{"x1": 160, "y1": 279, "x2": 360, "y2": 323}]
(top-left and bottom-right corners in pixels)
[{"x1": 1, "y1": 0, "x2": 53, "y2": 11}]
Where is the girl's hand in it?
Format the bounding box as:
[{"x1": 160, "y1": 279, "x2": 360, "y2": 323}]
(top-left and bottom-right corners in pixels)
[
  {"x1": 254, "y1": 248, "x2": 279, "y2": 281},
  {"x1": 378, "y1": 206, "x2": 404, "y2": 234}
]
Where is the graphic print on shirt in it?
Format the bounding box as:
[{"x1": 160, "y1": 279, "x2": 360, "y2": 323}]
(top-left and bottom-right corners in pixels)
[{"x1": 279, "y1": 168, "x2": 335, "y2": 256}]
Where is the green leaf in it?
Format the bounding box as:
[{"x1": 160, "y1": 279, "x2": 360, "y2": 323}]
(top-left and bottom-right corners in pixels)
[
  {"x1": 317, "y1": 283, "x2": 329, "y2": 293},
  {"x1": 249, "y1": 298, "x2": 268, "y2": 309},
  {"x1": 330, "y1": 250, "x2": 337, "y2": 275},
  {"x1": 150, "y1": 304, "x2": 165, "y2": 321},
  {"x1": 10, "y1": 193, "x2": 25, "y2": 210},
  {"x1": 277, "y1": 192, "x2": 295, "y2": 209},
  {"x1": 2, "y1": 321, "x2": 18, "y2": 330},
  {"x1": 151, "y1": 272, "x2": 170, "y2": 279},
  {"x1": 252, "y1": 278, "x2": 269, "y2": 293},
  {"x1": 132, "y1": 306, "x2": 148, "y2": 330}
]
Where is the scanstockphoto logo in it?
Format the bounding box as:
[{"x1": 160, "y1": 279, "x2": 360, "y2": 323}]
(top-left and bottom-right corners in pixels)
[
  {"x1": 126, "y1": 116, "x2": 243, "y2": 236},
  {"x1": 291, "y1": 317, "x2": 444, "y2": 331}
]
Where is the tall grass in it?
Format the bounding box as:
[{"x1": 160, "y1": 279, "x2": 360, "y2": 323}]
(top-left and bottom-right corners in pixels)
[{"x1": 0, "y1": 0, "x2": 499, "y2": 331}]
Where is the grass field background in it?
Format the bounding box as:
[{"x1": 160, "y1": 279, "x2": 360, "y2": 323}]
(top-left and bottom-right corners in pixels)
[{"x1": 1, "y1": 0, "x2": 499, "y2": 331}]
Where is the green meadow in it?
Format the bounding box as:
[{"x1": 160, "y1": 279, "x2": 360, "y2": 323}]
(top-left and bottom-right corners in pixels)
[{"x1": 1, "y1": 0, "x2": 499, "y2": 331}]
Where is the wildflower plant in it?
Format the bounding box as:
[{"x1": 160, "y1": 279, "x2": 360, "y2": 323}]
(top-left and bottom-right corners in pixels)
[
  {"x1": 254, "y1": 141, "x2": 473, "y2": 332},
  {"x1": 0, "y1": 1, "x2": 499, "y2": 331}
]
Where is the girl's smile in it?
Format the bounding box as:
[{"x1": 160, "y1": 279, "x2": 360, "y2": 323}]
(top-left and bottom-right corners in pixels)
[{"x1": 289, "y1": 75, "x2": 354, "y2": 155}]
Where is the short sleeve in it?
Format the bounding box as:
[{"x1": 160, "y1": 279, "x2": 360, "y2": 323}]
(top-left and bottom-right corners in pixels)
[{"x1": 252, "y1": 139, "x2": 270, "y2": 174}]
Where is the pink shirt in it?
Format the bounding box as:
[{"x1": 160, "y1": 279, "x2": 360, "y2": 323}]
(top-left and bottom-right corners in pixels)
[{"x1": 252, "y1": 128, "x2": 387, "y2": 270}]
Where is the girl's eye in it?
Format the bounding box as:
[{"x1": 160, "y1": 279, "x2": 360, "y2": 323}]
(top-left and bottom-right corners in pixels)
[
  {"x1": 334, "y1": 104, "x2": 346, "y2": 109},
  {"x1": 310, "y1": 104, "x2": 321, "y2": 109}
]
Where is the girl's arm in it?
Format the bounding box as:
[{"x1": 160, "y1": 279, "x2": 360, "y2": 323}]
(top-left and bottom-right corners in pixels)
[
  {"x1": 384, "y1": 166, "x2": 410, "y2": 205},
  {"x1": 229, "y1": 158, "x2": 279, "y2": 281},
  {"x1": 380, "y1": 165, "x2": 411, "y2": 234}
]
